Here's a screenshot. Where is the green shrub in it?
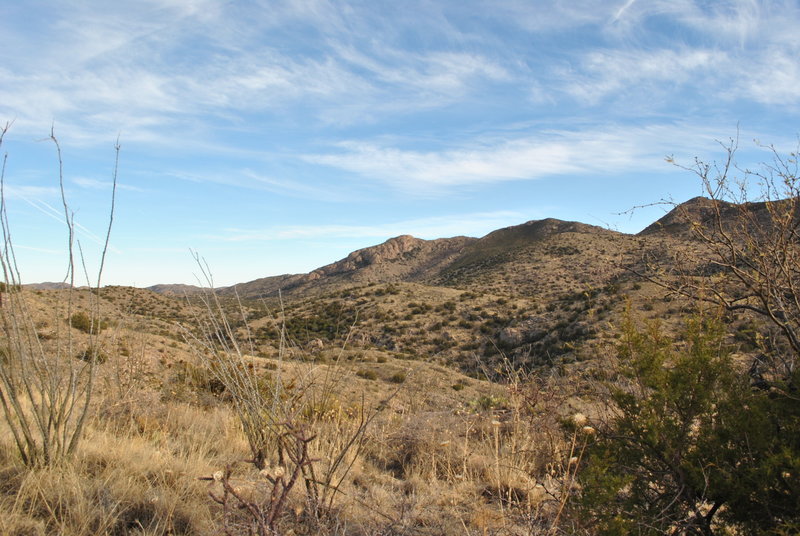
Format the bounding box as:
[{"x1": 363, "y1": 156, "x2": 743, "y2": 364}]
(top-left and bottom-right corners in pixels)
[
  {"x1": 473, "y1": 395, "x2": 506, "y2": 411},
  {"x1": 356, "y1": 369, "x2": 377, "y2": 380},
  {"x1": 388, "y1": 372, "x2": 406, "y2": 384},
  {"x1": 75, "y1": 345, "x2": 108, "y2": 364},
  {"x1": 574, "y1": 313, "x2": 800, "y2": 534},
  {"x1": 441, "y1": 301, "x2": 457, "y2": 312},
  {"x1": 69, "y1": 311, "x2": 106, "y2": 334}
]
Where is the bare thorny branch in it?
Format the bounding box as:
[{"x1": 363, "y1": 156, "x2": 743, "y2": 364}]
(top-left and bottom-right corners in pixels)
[
  {"x1": 0, "y1": 124, "x2": 119, "y2": 466},
  {"x1": 634, "y1": 135, "x2": 800, "y2": 382},
  {"x1": 185, "y1": 255, "x2": 400, "y2": 532}
]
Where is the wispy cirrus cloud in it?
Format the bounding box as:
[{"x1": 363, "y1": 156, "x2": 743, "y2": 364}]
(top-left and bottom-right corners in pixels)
[
  {"x1": 163, "y1": 169, "x2": 355, "y2": 202},
  {"x1": 0, "y1": 1, "x2": 514, "y2": 146},
  {"x1": 304, "y1": 123, "x2": 724, "y2": 192},
  {"x1": 12, "y1": 196, "x2": 117, "y2": 252},
  {"x1": 546, "y1": 1, "x2": 800, "y2": 109},
  {"x1": 11, "y1": 245, "x2": 63, "y2": 255},
  {"x1": 484, "y1": 0, "x2": 609, "y2": 32},
  {"x1": 3, "y1": 1, "x2": 799, "y2": 287},
  {"x1": 0, "y1": 185, "x2": 60, "y2": 200},
  {"x1": 72, "y1": 177, "x2": 145, "y2": 192},
  {"x1": 558, "y1": 42, "x2": 800, "y2": 109},
  {"x1": 604, "y1": 0, "x2": 779, "y2": 43},
  {"x1": 3, "y1": 0, "x2": 798, "y2": 149},
  {"x1": 734, "y1": 48, "x2": 800, "y2": 105},
  {"x1": 561, "y1": 48, "x2": 723, "y2": 105},
  {"x1": 210, "y1": 210, "x2": 530, "y2": 243},
  {"x1": 666, "y1": 0, "x2": 795, "y2": 46}
]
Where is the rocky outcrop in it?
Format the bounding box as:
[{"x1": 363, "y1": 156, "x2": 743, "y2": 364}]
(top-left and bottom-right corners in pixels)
[
  {"x1": 311, "y1": 235, "x2": 426, "y2": 277},
  {"x1": 638, "y1": 196, "x2": 782, "y2": 237},
  {"x1": 221, "y1": 234, "x2": 474, "y2": 298}
]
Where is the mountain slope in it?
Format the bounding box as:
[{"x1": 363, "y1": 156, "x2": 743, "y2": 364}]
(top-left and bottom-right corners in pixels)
[
  {"x1": 146, "y1": 198, "x2": 721, "y2": 304},
  {"x1": 220, "y1": 217, "x2": 631, "y2": 300},
  {"x1": 221, "y1": 235, "x2": 475, "y2": 298},
  {"x1": 637, "y1": 196, "x2": 788, "y2": 237}
]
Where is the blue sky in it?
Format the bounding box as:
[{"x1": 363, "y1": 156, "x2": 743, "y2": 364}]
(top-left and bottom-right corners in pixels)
[{"x1": 2, "y1": 0, "x2": 799, "y2": 287}]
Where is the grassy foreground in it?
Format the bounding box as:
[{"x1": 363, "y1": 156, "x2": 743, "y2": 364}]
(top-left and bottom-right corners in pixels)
[{"x1": 0, "y1": 287, "x2": 587, "y2": 536}]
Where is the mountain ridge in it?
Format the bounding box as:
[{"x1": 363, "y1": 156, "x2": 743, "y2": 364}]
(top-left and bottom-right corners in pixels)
[{"x1": 147, "y1": 196, "x2": 742, "y2": 298}]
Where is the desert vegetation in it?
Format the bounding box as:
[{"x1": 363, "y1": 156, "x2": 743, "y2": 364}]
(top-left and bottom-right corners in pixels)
[{"x1": 1, "y1": 129, "x2": 799, "y2": 535}]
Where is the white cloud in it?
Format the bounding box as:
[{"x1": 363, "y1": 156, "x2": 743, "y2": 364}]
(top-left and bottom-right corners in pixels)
[
  {"x1": 212, "y1": 210, "x2": 530, "y2": 243},
  {"x1": 304, "y1": 124, "x2": 723, "y2": 192},
  {"x1": 555, "y1": 1, "x2": 800, "y2": 108},
  {"x1": 611, "y1": 0, "x2": 639, "y2": 24},
  {"x1": 487, "y1": 0, "x2": 609, "y2": 32},
  {"x1": 0, "y1": 0, "x2": 518, "y2": 146},
  {"x1": 334, "y1": 43, "x2": 509, "y2": 96},
  {"x1": 12, "y1": 245, "x2": 63, "y2": 255},
  {"x1": 72, "y1": 177, "x2": 145, "y2": 193},
  {"x1": 0, "y1": 185, "x2": 60, "y2": 200},
  {"x1": 162, "y1": 169, "x2": 354, "y2": 202},
  {"x1": 18, "y1": 197, "x2": 111, "y2": 248},
  {"x1": 734, "y1": 48, "x2": 800, "y2": 105},
  {"x1": 239, "y1": 170, "x2": 354, "y2": 202},
  {"x1": 1, "y1": 1, "x2": 797, "y2": 162},
  {"x1": 603, "y1": 0, "x2": 779, "y2": 44},
  {"x1": 562, "y1": 48, "x2": 721, "y2": 105},
  {"x1": 671, "y1": 0, "x2": 781, "y2": 45}
]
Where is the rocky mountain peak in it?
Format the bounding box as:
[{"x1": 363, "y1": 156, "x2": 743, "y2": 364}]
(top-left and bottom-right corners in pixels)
[{"x1": 353, "y1": 235, "x2": 422, "y2": 264}]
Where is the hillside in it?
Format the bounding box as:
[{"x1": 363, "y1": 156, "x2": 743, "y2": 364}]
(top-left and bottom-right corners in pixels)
[
  {"x1": 7, "y1": 196, "x2": 790, "y2": 535},
  {"x1": 131, "y1": 205, "x2": 708, "y2": 376},
  {"x1": 220, "y1": 234, "x2": 476, "y2": 299},
  {"x1": 638, "y1": 195, "x2": 787, "y2": 236},
  {"x1": 210, "y1": 217, "x2": 648, "y2": 301},
  {"x1": 138, "y1": 206, "x2": 710, "y2": 373},
  {"x1": 152, "y1": 197, "x2": 753, "y2": 303}
]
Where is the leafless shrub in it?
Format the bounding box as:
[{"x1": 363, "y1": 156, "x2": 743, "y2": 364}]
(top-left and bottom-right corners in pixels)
[
  {"x1": 641, "y1": 135, "x2": 800, "y2": 381},
  {"x1": 0, "y1": 124, "x2": 119, "y2": 466},
  {"x1": 184, "y1": 255, "x2": 389, "y2": 531},
  {"x1": 202, "y1": 426, "x2": 316, "y2": 536}
]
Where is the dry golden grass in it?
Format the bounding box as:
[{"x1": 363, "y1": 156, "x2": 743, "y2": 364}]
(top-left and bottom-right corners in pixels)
[
  {"x1": 1, "y1": 372, "x2": 579, "y2": 535},
  {"x1": 0, "y1": 287, "x2": 591, "y2": 535},
  {"x1": 0, "y1": 404, "x2": 224, "y2": 535}
]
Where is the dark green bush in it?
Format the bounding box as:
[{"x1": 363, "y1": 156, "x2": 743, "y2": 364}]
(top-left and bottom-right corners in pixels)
[
  {"x1": 388, "y1": 372, "x2": 406, "y2": 384},
  {"x1": 573, "y1": 313, "x2": 800, "y2": 535},
  {"x1": 356, "y1": 369, "x2": 377, "y2": 380},
  {"x1": 75, "y1": 345, "x2": 108, "y2": 364},
  {"x1": 69, "y1": 311, "x2": 106, "y2": 334}
]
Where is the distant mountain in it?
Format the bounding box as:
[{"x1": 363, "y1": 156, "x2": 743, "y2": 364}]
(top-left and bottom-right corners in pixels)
[
  {"x1": 148, "y1": 197, "x2": 753, "y2": 300},
  {"x1": 145, "y1": 283, "x2": 205, "y2": 296},
  {"x1": 218, "y1": 216, "x2": 645, "y2": 300},
  {"x1": 37, "y1": 195, "x2": 767, "y2": 374},
  {"x1": 638, "y1": 196, "x2": 781, "y2": 236},
  {"x1": 220, "y1": 235, "x2": 475, "y2": 299},
  {"x1": 431, "y1": 217, "x2": 643, "y2": 299},
  {"x1": 24, "y1": 282, "x2": 74, "y2": 290},
  {"x1": 439, "y1": 218, "x2": 617, "y2": 274}
]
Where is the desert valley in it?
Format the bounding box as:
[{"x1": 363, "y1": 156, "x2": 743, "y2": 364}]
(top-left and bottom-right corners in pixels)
[{"x1": 3, "y1": 193, "x2": 800, "y2": 535}]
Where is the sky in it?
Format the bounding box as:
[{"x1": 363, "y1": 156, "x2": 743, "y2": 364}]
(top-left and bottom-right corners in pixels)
[{"x1": 1, "y1": 0, "x2": 799, "y2": 287}]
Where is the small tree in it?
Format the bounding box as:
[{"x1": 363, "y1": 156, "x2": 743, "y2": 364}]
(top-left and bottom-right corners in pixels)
[
  {"x1": 577, "y1": 314, "x2": 737, "y2": 535},
  {"x1": 577, "y1": 313, "x2": 800, "y2": 535},
  {"x1": 577, "y1": 137, "x2": 800, "y2": 534}
]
